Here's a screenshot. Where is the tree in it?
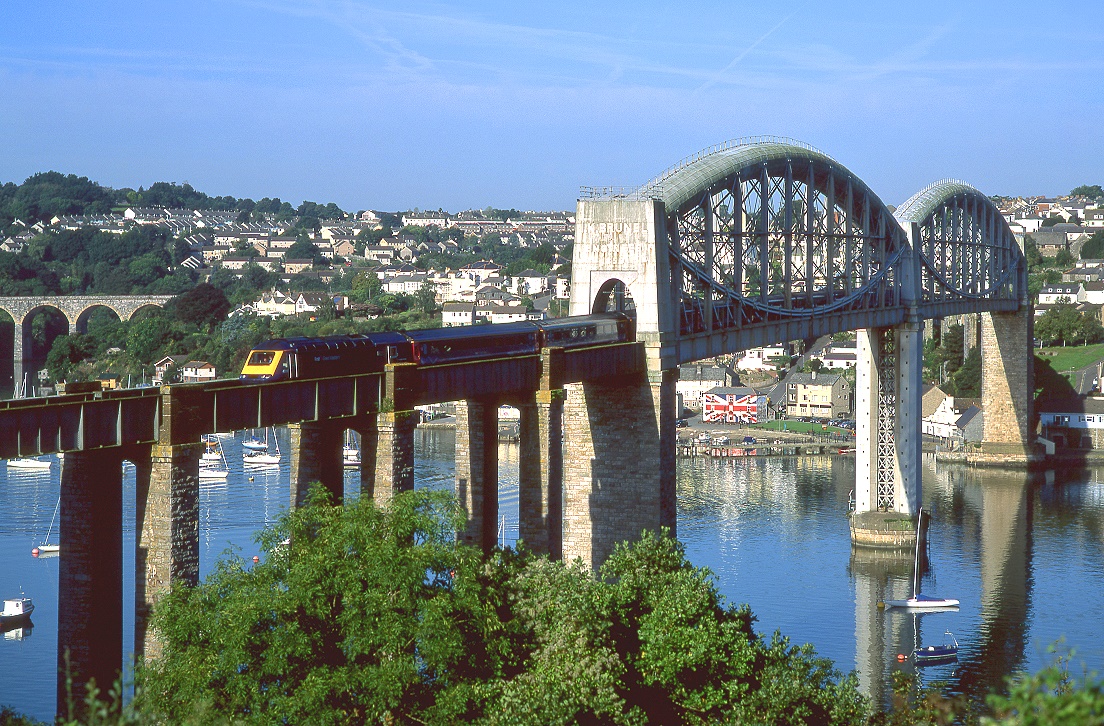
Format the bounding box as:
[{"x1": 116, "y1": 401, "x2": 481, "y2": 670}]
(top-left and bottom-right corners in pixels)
[
  {"x1": 126, "y1": 315, "x2": 173, "y2": 365},
  {"x1": 923, "y1": 322, "x2": 965, "y2": 384},
  {"x1": 1024, "y1": 235, "x2": 1043, "y2": 269},
  {"x1": 1035, "y1": 301, "x2": 1084, "y2": 347},
  {"x1": 1055, "y1": 247, "x2": 1074, "y2": 266},
  {"x1": 44, "y1": 334, "x2": 97, "y2": 383},
  {"x1": 1041, "y1": 215, "x2": 1063, "y2": 228},
  {"x1": 137, "y1": 489, "x2": 871, "y2": 725},
  {"x1": 1070, "y1": 184, "x2": 1104, "y2": 199},
  {"x1": 169, "y1": 283, "x2": 231, "y2": 329},
  {"x1": 285, "y1": 236, "x2": 325, "y2": 264},
  {"x1": 950, "y1": 346, "x2": 981, "y2": 397},
  {"x1": 350, "y1": 270, "x2": 383, "y2": 303},
  {"x1": 1080, "y1": 231, "x2": 1104, "y2": 260},
  {"x1": 416, "y1": 280, "x2": 437, "y2": 314}
]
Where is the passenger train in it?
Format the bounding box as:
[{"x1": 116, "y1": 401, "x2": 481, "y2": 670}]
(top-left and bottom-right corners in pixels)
[{"x1": 238, "y1": 313, "x2": 635, "y2": 382}]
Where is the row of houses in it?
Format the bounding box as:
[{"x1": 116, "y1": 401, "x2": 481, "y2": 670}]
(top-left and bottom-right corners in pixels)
[
  {"x1": 677, "y1": 363, "x2": 855, "y2": 424},
  {"x1": 229, "y1": 291, "x2": 348, "y2": 319},
  {"x1": 152, "y1": 356, "x2": 218, "y2": 385},
  {"x1": 374, "y1": 260, "x2": 569, "y2": 310}
]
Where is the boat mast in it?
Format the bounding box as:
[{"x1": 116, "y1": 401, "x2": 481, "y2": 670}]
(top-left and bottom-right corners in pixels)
[{"x1": 45, "y1": 498, "x2": 60, "y2": 545}]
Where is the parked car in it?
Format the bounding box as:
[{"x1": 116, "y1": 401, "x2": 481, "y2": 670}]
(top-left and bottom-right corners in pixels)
[
  {"x1": 743, "y1": 436, "x2": 756, "y2": 445},
  {"x1": 676, "y1": 418, "x2": 689, "y2": 428}
]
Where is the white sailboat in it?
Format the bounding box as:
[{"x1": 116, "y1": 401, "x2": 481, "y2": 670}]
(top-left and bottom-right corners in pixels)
[
  {"x1": 242, "y1": 429, "x2": 268, "y2": 452},
  {"x1": 32, "y1": 499, "x2": 60, "y2": 557},
  {"x1": 244, "y1": 427, "x2": 281, "y2": 467},
  {"x1": 343, "y1": 430, "x2": 360, "y2": 468},
  {"x1": 201, "y1": 434, "x2": 223, "y2": 463},
  {"x1": 884, "y1": 508, "x2": 959, "y2": 610},
  {"x1": 9, "y1": 375, "x2": 52, "y2": 470},
  {"x1": 200, "y1": 434, "x2": 229, "y2": 480}
]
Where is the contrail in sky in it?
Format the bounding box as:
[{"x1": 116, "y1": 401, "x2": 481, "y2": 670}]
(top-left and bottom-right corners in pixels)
[{"x1": 696, "y1": 0, "x2": 811, "y2": 94}]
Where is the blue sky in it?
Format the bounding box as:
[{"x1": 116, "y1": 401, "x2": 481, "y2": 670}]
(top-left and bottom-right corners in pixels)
[{"x1": 2, "y1": 1, "x2": 1100, "y2": 212}]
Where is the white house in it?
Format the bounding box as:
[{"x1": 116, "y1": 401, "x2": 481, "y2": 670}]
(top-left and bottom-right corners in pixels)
[
  {"x1": 442, "y1": 302, "x2": 476, "y2": 327},
  {"x1": 812, "y1": 341, "x2": 857, "y2": 370},
  {"x1": 180, "y1": 360, "x2": 217, "y2": 383},
  {"x1": 1038, "y1": 397, "x2": 1104, "y2": 449},
  {"x1": 1037, "y1": 284, "x2": 1084, "y2": 305},
  {"x1": 923, "y1": 396, "x2": 972, "y2": 438},
  {"x1": 736, "y1": 345, "x2": 789, "y2": 371}
]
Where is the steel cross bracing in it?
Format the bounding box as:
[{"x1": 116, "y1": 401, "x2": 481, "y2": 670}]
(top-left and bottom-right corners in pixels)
[
  {"x1": 875, "y1": 329, "x2": 896, "y2": 509},
  {"x1": 666, "y1": 155, "x2": 905, "y2": 342}
]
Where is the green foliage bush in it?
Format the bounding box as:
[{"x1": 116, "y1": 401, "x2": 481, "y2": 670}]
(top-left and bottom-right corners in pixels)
[{"x1": 133, "y1": 489, "x2": 869, "y2": 725}]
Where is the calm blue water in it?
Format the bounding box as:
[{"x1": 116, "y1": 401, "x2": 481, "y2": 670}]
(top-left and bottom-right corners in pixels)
[{"x1": 1, "y1": 430, "x2": 1102, "y2": 720}]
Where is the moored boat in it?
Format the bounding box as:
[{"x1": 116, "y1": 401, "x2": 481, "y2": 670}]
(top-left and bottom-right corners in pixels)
[
  {"x1": 32, "y1": 498, "x2": 61, "y2": 557},
  {"x1": 884, "y1": 508, "x2": 959, "y2": 610},
  {"x1": 1, "y1": 596, "x2": 34, "y2": 623},
  {"x1": 7, "y1": 457, "x2": 52, "y2": 470},
  {"x1": 914, "y1": 631, "x2": 959, "y2": 665}
]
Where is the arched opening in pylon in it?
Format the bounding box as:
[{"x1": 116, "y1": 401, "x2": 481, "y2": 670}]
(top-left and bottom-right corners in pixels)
[{"x1": 591, "y1": 278, "x2": 636, "y2": 318}]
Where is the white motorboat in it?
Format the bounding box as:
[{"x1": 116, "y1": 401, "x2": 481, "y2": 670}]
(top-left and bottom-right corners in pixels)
[
  {"x1": 1, "y1": 596, "x2": 34, "y2": 623},
  {"x1": 8, "y1": 457, "x2": 51, "y2": 470},
  {"x1": 33, "y1": 499, "x2": 61, "y2": 557},
  {"x1": 884, "y1": 508, "x2": 960, "y2": 610}
]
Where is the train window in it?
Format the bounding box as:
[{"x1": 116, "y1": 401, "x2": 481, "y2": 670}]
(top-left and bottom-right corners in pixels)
[{"x1": 248, "y1": 351, "x2": 275, "y2": 366}]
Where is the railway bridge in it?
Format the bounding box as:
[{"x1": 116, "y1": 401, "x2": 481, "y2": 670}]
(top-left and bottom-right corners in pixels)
[
  {"x1": 0, "y1": 138, "x2": 1033, "y2": 711},
  {"x1": 569, "y1": 137, "x2": 1030, "y2": 559}
]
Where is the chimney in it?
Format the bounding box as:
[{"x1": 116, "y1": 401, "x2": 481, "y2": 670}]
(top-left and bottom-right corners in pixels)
[{"x1": 811, "y1": 370, "x2": 818, "y2": 380}]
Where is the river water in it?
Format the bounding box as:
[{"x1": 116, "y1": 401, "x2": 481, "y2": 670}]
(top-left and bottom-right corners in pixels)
[{"x1": 1, "y1": 428, "x2": 1102, "y2": 720}]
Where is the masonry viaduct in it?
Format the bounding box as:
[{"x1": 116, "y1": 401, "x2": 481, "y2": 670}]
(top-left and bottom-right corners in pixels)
[
  {"x1": 0, "y1": 295, "x2": 173, "y2": 391},
  {"x1": 0, "y1": 138, "x2": 1032, "y2": 714}
]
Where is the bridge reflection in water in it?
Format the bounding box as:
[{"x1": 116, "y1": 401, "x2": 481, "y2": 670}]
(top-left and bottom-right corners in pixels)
[
  {"x1": 676, "y1": 453, "x2": 1103, "y2": 712},
  {"x1": 3, "y1": 441, "x2": 1104, "y2": 720}
]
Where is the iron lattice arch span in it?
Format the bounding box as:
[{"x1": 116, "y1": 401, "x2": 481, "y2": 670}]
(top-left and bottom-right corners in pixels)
[
  {"x1": 579, "y1": 137, "x2": 1026, "y2": 363},
  {"x1": 894, "y1": 179, "x2": 1025, "y2": 320}
]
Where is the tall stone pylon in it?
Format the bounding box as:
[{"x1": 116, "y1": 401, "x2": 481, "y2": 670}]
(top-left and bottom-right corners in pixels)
[{"x1": 563, "y1": 198, "x2": 678, "y2": 570}]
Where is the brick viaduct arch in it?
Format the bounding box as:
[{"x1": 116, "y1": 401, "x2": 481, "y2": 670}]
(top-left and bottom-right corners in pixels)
[{"x1": 0, "y1": 295, "x2": 174, "y2": 392}]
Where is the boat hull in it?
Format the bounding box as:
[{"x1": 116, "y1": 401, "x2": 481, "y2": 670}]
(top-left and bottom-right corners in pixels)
[
  {"x1": 914, "y1": 646, "x2": 958, "y2": 665},
  {"x1": 7, "y1": 458, "x2": 51, "y2": 470},
  {"x1": 885, "y1": 597, "x2": 960, "y2": 610}
]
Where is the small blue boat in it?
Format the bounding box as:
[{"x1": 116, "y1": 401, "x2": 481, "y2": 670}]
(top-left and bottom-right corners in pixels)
[{"x1": 914, "y1": 631, "x2": 959, "y2": 665}]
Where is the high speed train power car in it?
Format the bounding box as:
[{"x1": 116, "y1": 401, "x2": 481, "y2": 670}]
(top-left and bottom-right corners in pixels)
[{"x1": 239, "y1": 313, "x2": 634, "y2": 383}]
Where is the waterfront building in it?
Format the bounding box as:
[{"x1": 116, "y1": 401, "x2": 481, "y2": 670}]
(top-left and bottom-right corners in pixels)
[
  {"x1": 784, "y1": 371, "x2": 851, "y2": 420},
  {"x1": 702, "y1": 386, "x2": 769, "y2": 424}
]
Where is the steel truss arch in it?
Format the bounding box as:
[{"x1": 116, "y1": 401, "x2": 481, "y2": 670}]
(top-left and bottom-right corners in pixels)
[
  {"x1": 630, "y1": 139, "x2": 909, "y2": 345},
  {"x1": 895, "y1": 179, "x2": 1025, "y2": 319}
]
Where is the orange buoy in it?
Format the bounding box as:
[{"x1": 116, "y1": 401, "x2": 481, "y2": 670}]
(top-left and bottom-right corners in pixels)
[
  {"x1": 897, "y1": 653, "x2": 906, "y2": 661},
  {"x1": 32, "y1": 547, "x2": 40, "y2": 557}
]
